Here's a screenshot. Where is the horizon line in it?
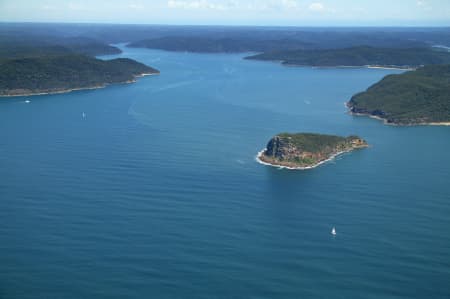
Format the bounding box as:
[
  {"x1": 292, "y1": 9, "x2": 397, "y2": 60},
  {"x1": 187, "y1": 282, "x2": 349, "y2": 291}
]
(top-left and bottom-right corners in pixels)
[{"x1": 1, "y1": 21, "x2": 450, "y2": 28}]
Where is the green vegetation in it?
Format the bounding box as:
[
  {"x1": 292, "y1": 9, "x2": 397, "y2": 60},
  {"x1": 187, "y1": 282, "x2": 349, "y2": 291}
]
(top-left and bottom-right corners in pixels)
[
  {"x1": 0, "y1": 36, "x2": 159, "y2": 96},
  {"x1": 0, "y1": 37, "x2": 121, "y2": 62},
  {"x1": 259, "y1": 133, "x2": 368, "y2": 168},
  {"x1": 348, "y1": 64, "x2": 450, "y2": 125},
  {"x1": 126, "y1": 31, "x2": 434, "y2": 54},
  {"x1": 275, "y1": 133, "x2": 363, "y2": 152},
  {"x1": 245, "y1": 46, "x2": 450, "y2": 67},
  {"x1": 0, "y1": 55, "x2": 159, "y2": 96},
  {"x1": 128, "y1": 36, "x2": 312, "y2": 53}
]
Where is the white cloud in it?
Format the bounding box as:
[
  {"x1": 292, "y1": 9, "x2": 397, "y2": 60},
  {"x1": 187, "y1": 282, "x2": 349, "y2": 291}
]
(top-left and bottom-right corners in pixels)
[
  {"x1": 308, "y1": 2, "x2": 324, "y2": 12},
  {"x1": 167, "y1": 0, "x2": 301, "y2": 11},
  {"x1": 416, "y1": 0, "x2": 432, "y2": 10},
  {"x1": 167, "y1": 0, "x2": 227, "y2": 10},
  {"x1": 416, "y1": 0, "x2": 432, "y2": 11},
  {"x1": 281, "y1": 0, "x2": 299, "y2": 9}
]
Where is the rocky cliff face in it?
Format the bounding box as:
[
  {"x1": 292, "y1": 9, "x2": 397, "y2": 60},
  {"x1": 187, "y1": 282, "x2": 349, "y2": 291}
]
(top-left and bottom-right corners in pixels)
[
  {"x1": 347, "y1": 99, "x2": 387, "y2": 119},
  {"x1": 264, "y1": 136, "x2": 320, "y2": 162},
  {"x1": 265, "y1": 136, "x2": 290, "y2": 159},
  {"x1": 259, "y1": 133, "x2": 368, "y2": 169}
]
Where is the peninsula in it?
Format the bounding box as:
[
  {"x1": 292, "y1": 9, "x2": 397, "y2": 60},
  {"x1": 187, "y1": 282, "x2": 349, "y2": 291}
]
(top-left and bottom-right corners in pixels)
[
  {"x1": 245, "y1": 46, "x2": 450, "y2": 68},
  {"x1": 0, "y1": 55, "x2": 159, "y2": 96},
  {"x1": 0, "y1": 35, "x2": 159, "y2": 97},
  {"x1": 257, "y1": 133, "x2": 368, "y2": 169},
  {"x1": 348, "y1": 64, "x2": 450, "y2": 125}
]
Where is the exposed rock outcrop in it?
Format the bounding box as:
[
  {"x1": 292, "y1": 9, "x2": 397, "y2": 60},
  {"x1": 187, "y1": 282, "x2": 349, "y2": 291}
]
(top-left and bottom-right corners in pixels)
[{"x1": 258, "y1": 133, "x2": 368, "y2": 169}]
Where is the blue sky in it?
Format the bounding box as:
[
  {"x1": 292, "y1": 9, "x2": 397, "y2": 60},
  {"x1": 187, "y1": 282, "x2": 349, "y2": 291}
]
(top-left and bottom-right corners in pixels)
[{"x1": 1, "y1": 0, "x2": 449, "y2": 26}]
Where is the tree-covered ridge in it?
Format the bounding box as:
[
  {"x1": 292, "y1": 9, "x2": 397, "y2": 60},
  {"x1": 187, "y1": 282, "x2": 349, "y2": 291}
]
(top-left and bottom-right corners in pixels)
[
  {"x1": 125, "y1": 29, "x2": 440, "y2": 53},
  {"x1": 0, "y1": 36, "x2": 121, "y2": 62},
  {"x1": 259, "y1": 133, "x2": 368, "y2": 168},
  {"x1": 127, "y1": 36, "x2": 313, "y2": 53},
  {"x1": 348, "y1": 64, "x2": 450, "y2": 125},
  {"x1": 245, "y1": 46, "x2": 450, "y2": 67},
  {"x1": 0, "y1": 55, "x2": 159, "y2": 96},
  {"x1": 0, "y1": 35, "x2": 159, "y2": 96}
]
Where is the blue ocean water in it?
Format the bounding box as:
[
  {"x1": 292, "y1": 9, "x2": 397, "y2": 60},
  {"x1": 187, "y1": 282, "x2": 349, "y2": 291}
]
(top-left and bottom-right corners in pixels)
[{"x1": 1, "y1": 46, "x2": 449, "y2": 299}]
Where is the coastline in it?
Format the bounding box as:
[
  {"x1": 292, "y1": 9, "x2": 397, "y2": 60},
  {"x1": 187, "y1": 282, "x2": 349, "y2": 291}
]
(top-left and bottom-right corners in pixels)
[
  {"x1": 0, "y1": 73, "x2": 158, "y2": 98},
  {"x1": 245, "y1": 58, "x2": 414, "y2": 70},
  {"x1": 255, "y1": 148, "x2": 354, "y2": 170},
  {"x1": 365, "y1": 65, "x2": 415, "y2": 70},
  {"x1": 277, "y1": 61, "x2": 414, "y2": 70},
  {"x1": 428, "y1": 122, "x2": 450, "y2": 126},
  {"x1": 311, "y1": 64, "x2": 413, "y2": 70},
  {"x1": 348, "y1": 110, "x2": 450, "y2": 127}
]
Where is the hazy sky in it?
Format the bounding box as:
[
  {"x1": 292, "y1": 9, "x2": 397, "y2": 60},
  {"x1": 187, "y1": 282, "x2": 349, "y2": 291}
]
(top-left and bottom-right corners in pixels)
[{"x1": 1, "y1": 0, "x2": 449, "y2": 26}]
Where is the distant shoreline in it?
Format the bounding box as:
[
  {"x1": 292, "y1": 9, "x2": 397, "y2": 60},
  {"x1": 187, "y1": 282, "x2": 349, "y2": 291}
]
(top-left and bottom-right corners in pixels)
[
  {"x1": 365, "y1": 65, "x2": 414, "y2": 70},
  {"x1": 247, "y1": 58, "x2": 415, "y2": 70},
  {"x1": 285, "y1": 63, "x2": 414, "y2": 70},
  {"x1": 0, "y1": 73, "x2": 158, "y2": 98},
  {"x1": 255, "y1": 148, "x2": 353, "y2": 170}
]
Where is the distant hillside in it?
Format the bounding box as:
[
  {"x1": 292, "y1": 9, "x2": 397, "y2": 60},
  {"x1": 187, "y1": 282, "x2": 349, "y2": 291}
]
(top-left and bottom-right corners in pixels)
[
  {"x1": 127, "y1": 36, "x2": 312, "y2": 53},
  {"x1": 0, "y1": 55, "x2": 159, "y2": 96},
  {"x1": 348, "y1": 64, "x2": 450, "y2": 125},
  {"x1": 0, "y1": 36, "x2": 121, "y2": 62},
  {"x1": 53, "y1": 37, "x2": 122, "y2": 56},
  {"x1": 245, "y1": 46, "x2": 450, "y2": 68},
  {"x1": 4, "y1": 23, "x2": 450, "y2": 48}
]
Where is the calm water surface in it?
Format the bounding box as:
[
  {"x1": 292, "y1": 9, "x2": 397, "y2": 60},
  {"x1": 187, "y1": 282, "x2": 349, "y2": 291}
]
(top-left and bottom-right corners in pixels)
[{"x1": 1, "y1": 46, "x2": 449, "y2": 299}]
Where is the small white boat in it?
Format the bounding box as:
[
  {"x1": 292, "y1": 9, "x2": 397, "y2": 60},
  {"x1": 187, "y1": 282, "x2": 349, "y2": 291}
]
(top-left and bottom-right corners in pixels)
[
  {"x1": 331, "y1": 227, "x2": 336, "y2": 236},
  {"x1": 82, "y1": 112, "x2": 86, "y2": 118},
  {"x1": 24, "y1": 100, "x2": 30, "y2": 103}
]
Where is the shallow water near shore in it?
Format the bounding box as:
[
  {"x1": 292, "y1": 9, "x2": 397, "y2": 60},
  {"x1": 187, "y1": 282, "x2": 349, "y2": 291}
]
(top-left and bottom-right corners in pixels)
[{"x1": 1, "y1": 45, "x2": 450, "y2": 299}]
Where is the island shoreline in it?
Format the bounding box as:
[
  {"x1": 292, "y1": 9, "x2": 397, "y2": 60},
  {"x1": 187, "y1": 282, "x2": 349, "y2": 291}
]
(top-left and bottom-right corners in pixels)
[{"x1": 255, "y1": 148, "x2": 357, "y2": 170}]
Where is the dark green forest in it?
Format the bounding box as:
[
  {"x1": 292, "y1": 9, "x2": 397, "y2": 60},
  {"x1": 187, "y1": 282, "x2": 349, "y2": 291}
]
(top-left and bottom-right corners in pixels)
[
  {"x1": 0, "y1": 35, "x2": 158, "y2": 96},
  {"x1": 246, "y1": 46, "x2": 450, "y2": 67},
  {"x1": 0, "y1": 55, "x2": 158, "y2": 96},
  {"x1": 348, "y1": 64, "x2": 450, "y2": 124}
]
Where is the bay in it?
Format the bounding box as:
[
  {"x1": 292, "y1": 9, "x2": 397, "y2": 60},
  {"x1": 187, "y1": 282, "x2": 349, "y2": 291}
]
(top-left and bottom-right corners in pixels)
[{"x1": 1, "y1": 45, "x2": 449, "y2": 299}]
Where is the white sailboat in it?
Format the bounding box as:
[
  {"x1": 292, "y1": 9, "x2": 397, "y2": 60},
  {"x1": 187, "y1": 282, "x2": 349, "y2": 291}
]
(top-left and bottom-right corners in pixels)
[{"x1": 331, "y1": 227, "x2": 336, "y2": 236}]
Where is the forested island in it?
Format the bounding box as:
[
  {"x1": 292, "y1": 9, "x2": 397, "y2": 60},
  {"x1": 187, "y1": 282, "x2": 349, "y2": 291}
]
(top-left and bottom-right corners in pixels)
[
  {"x1": 257, "y1": 133, "x2": 368, "y2": 169},
  {"x1": 348, "y1": 64, "x2": 450, "y2": 125},
  {"x1": 0, "y1": 37, "x2": 159, "y2": 96},
  {"x1": 245, "y1": 46, "x2": 450, "y2": 68}
]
